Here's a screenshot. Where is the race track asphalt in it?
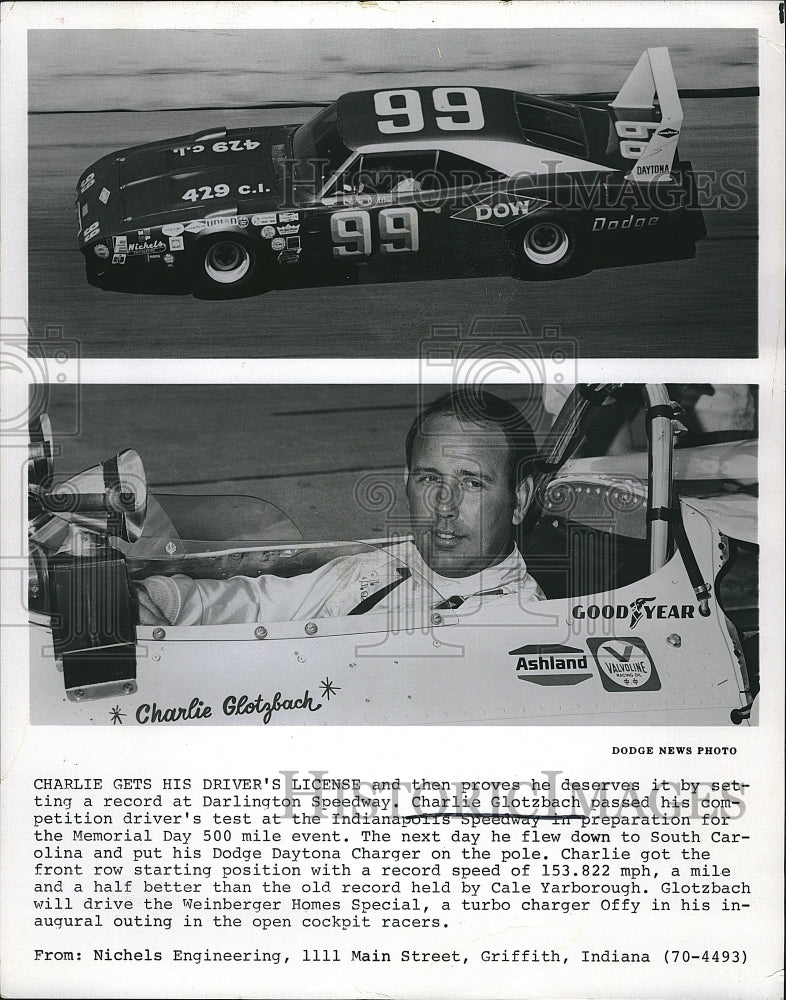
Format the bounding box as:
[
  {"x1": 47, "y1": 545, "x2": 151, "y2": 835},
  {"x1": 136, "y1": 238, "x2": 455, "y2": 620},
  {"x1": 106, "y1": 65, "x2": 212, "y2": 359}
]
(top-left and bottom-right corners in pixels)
[
  {"x1": 28, "y1": 100, "x2": 757, "y2": 359},
  {"x1": 43, "y1": 383, "x2": 550, "y2": 542}
]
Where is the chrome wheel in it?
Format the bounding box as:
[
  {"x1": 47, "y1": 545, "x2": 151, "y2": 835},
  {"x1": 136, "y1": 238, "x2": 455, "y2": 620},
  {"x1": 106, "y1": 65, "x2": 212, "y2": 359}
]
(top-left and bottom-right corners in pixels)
[
  {"x1": 522, "y1": 222, "x2": 570, "y2": 266},
  {"x1": 203, "y1": 240, "x2": 252, "y2": 284}
]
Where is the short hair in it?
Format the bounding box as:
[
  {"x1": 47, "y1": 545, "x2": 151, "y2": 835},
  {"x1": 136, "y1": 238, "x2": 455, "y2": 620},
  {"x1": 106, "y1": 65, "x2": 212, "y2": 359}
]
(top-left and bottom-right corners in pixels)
[{"x1": 405, "y1": 388, "x2": 537, "y2": 489}]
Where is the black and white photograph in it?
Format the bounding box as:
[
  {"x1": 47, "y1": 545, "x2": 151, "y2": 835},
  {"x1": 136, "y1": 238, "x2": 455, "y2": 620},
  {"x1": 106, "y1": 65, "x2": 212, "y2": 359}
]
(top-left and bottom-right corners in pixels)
[
  {"x1": 29, "y1": 380, "x2": 759, "y2": 727},
  {"x1": 1, "y1": 3, "x2": 783, "y2": 1000},
  {"x1": 27, "y1": 26, "x2": 758, "y2": 358}
]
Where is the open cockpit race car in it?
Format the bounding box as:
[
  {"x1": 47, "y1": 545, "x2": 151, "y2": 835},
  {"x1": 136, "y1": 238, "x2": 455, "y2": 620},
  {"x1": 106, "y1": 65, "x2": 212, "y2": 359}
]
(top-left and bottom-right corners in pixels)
[
  {"x1": 28, "y1": 385, "x2": 757, "y2": 726},
  {"x1": 76, "y1": 48, "x2": 706, "y2": 298}
]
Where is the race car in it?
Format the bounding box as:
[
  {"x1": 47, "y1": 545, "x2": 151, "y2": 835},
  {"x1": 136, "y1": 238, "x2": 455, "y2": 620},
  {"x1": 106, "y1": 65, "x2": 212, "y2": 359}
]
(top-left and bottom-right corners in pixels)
[
  {"x1": 28, "y1": 385, "x2": 757, "y2": 726},
  {"x1": 76, "y1": 48, "x2": 706, "y2": 298}
]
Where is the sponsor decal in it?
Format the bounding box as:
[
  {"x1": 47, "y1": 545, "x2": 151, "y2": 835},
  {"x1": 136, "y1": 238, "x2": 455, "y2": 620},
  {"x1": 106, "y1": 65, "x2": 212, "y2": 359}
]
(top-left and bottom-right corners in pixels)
[
  {"x1": 252, "y1": 212, "x2": 277, "y2": 226},
  {"x1": 112, "y1": 253, "x2": 127, "y2": 264},
  {"x1": 509, "y1": 644, "x2": 592, "y2": 686},
  {"x1": 113, "y1": 236, "x2": 128, "y2": 251},
  {"x1": 657, "y1": 128, "x2": 680, "y2": 138},
  {"x1": 168, "y1": 236, "x2": 184, "y2": 251},
  {"x1": 587, "y1": 637, "x2": 661, "y2": 692},
  {"x1": 162, "y1": 223, "x2": 185, "y2": 237},
  {"x1": 285, "y1": 236, "x2": 301, "y2": 250},
  {"x1": 185, "y1": 221, "x2": 207, "y2": 233},
  {"x1": 197, "y1": 216, "x2": 249, "y2": 229},
  {"x1": 81, "y1": 202, "x2": 89, "y2": 217},
  {"x1": 126, "y1": 240, "x2": 166, "y2": 255},
  {"x1": 635, "y1": 163, "x2": 669, "y2": 176},
  {"x1": 98, "y1": 187, "x2": 111, "y2": 204},
  {"x1": 572, "y1": 597, "x2": 697, "y2": 629},
  {"x1": 592, "y1": 215, "x2": 659, "y2": 232},
  {"x1": 271, "y1": 237, "x2": 285, "y2": 251},
  {"x1": 278, "y1": 211, "x2": 299, "y2": 223},
  {"x1": 93, "y1": 243, "x2": 110, "y2": 260},
  {"x1": 451, "y1": 195, "x2": 550, "y2": 226},
  {"x1": 137, "y1": 229, "x2": 151, "y2": 238},
  {"x1": 277, "y1": 223, "x2": 300, "y2": 236},
  {"x1": 277, "y1": 250, "x2": 301, "y2": 265},
  {"x1": 261, "y1": 225, "x2": 276, "y2": 238}
]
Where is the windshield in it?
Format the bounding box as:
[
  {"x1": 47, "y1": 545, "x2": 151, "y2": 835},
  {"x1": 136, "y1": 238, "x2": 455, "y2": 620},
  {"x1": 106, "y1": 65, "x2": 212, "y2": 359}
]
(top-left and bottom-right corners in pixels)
[{"x1": 291, "y1": 103, "x2": 352, "y2": 190}]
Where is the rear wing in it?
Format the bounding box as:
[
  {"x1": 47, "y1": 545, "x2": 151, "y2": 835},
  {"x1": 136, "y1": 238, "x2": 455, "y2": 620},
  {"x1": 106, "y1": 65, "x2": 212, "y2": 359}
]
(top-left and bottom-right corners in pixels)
[{"x1": 610, "y1": 47, "x2": 683, "y2": 182}]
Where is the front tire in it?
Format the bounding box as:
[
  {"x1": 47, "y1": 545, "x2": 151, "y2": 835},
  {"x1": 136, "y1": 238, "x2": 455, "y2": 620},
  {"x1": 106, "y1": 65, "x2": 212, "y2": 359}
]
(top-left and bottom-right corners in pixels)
[
  {"x1": 512, "y1": 215, "x2": 582, "y2": 279},
  {"x1": 191, "y1": 233, "x2": 261, "y2": 298}
]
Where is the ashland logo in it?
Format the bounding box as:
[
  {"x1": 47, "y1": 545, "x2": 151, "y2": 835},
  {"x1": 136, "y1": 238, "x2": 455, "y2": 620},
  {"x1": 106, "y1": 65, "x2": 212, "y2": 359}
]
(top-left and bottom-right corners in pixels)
[
  {"x1": 572, "y1": 597, "x2": 698, "y2": 630},
  {"x1": 510, "y1": 644, "x2": 592, "y2": 686},
  {"x1": 587, "y1": 637, "x2": 661, "y2": 692}
]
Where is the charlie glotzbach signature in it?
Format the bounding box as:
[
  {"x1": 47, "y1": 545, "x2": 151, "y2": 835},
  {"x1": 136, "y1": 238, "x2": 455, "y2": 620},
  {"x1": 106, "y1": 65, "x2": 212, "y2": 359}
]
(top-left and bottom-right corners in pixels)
[{"x1": 121, "y1": 679, "x2": 341, "y2": 725}]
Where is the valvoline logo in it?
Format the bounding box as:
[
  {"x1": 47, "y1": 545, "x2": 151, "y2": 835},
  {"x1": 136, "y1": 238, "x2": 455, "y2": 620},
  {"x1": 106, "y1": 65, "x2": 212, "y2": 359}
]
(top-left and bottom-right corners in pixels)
[
  {"x1": 587, "y1": 637, "x2": 661, "y2": 692},
  {"x1": 510, "y1": 644, "x2": 592, "y2": 686}
]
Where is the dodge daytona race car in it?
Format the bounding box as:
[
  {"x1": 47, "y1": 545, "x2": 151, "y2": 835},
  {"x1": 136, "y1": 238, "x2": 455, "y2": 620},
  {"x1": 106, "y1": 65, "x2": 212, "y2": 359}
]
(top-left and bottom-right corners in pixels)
[
  {"x1": 28, "y1": 385, "x2": 757, "y2": 726},
  {"x1": 76, "y1": 48, "x2": 705, "y2": 298}
]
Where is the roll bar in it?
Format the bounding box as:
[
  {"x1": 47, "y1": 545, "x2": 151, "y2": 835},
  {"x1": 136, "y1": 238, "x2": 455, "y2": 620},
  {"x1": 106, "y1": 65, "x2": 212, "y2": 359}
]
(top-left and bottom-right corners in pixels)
[{"x1": 535, "y1": 384, "x2": 674, "y2": 573}]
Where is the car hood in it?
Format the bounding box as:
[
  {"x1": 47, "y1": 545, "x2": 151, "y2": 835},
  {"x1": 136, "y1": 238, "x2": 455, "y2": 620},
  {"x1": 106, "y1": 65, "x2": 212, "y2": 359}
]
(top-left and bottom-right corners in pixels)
[{"x1": 78, "y1": 124, "x2": 292, "y2": 232}]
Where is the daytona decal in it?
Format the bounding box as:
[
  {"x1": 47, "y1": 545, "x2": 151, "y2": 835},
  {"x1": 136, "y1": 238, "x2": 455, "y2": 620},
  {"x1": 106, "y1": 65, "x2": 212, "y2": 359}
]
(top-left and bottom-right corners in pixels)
[
  {"x1": 572, "y1": 597, "x2": 697, "y2": 629},
  {"x1": 587, "y1": 637, "x2": 661, "y2": 692},
  {"x1": 509, "y1": 645, "x2": 592, "y2": 686}
]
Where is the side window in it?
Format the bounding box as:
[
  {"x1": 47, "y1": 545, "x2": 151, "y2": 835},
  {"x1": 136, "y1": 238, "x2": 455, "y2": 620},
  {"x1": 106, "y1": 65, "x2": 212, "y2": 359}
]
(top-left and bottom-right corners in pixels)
[
  {"x1": 354, "y1": 152, "x2": 438, "y2": 195},
  {"x1": 435, "y1": 150, "x2": 507, "y2": 190}
]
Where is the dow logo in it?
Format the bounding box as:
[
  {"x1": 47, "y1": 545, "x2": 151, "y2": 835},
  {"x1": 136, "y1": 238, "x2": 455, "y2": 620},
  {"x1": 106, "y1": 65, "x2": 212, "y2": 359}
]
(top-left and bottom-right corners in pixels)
[{"x1": 587, "y1": 637, "x2": 661, "y2": 692}]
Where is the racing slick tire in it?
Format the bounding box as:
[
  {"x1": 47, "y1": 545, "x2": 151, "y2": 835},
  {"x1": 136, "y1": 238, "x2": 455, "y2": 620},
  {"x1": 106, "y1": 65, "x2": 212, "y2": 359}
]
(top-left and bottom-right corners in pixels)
[
  {"x1": 190, "y1": 232, "x2": 263, "y2": 298},
  {"x1": 511, "y1": 214, "x2": 584, "y2": 279}
]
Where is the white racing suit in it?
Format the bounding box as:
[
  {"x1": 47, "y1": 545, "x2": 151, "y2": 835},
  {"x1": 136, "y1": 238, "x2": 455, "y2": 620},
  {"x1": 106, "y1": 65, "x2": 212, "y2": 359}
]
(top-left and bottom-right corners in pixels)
[{"x1": 135, "y1": 540, "x2": 543, "y2": 626}]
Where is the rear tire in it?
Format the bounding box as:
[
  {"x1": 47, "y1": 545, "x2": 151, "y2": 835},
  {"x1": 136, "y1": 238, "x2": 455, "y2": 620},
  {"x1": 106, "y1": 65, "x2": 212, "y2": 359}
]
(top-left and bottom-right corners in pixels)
[
  {"x1": 191, "y1": 233, "x2": 261, "y2": 298},
  {"x1": 512, "y1": 215, "x2": 582, "y2": 279}
]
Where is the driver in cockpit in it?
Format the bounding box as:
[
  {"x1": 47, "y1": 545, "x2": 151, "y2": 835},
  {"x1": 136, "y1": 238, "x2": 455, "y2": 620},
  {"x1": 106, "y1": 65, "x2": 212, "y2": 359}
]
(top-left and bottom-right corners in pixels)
[{"x1": 134, "y1": 389, "x2": 544, "y2": 625}]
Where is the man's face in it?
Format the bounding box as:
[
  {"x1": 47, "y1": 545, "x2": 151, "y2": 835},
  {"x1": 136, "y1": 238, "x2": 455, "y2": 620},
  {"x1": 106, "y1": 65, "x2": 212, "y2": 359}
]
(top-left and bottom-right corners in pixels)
[{"x1": 406, "y1": 413, "x2": 527, "y2": 578}]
